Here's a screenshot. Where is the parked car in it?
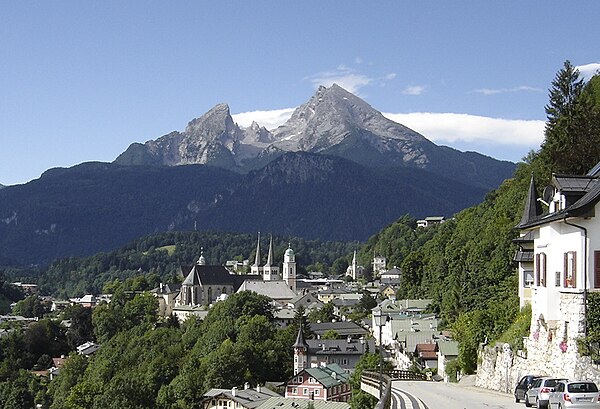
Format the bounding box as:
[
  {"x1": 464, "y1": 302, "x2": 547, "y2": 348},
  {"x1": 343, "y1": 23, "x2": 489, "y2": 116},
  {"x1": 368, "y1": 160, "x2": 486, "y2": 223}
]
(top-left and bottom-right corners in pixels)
[
  {"x1": 549, "y1": 380, "x2": 600, "y2": 408},
  {"x1": 525, "y1": 377, "x2": 568, "y2": 408},
  {"x1": 516, "y1": 375, "x2": 542, "y2": 403}
]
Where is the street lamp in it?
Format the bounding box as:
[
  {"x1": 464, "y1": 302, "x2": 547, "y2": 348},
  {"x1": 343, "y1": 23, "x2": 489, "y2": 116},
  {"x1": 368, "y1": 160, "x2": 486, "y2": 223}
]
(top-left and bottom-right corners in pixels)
[{"x1": 373, "y1": 308, "x2": 387, "y2": 399}]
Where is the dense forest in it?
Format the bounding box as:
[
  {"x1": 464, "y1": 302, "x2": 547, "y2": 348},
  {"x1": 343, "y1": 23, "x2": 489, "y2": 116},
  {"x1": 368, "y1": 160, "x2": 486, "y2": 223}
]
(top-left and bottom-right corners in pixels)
[{"x1": 1, "y1": 62, "x2": 599, "y2": 408}]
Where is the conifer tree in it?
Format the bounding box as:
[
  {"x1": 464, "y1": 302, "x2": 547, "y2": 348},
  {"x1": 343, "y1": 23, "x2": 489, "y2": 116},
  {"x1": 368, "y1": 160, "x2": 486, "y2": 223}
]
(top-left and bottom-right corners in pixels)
[{"x1": 540, "y1": 61, "x2": 600, "y2": 174}]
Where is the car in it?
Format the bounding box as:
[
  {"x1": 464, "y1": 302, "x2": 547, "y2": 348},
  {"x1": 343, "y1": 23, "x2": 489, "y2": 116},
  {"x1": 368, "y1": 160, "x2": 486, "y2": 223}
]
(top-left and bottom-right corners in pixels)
[
  {"x1": 525, "y1": 377, "x2": 568, "y2": 408},
  {"x1": 548, "y1": 380, "x2": 600, "y2": 408},
  {"x1": 516, "y1": 375, "x2": 542, "y2": 403}
]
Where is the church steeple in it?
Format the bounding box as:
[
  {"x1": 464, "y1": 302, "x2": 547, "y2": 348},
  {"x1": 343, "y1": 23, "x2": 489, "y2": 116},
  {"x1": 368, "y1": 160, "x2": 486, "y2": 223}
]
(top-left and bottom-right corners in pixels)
[
  {"x1": 293, "y1": 325, "x2": 309, "y2": 375},
  {"x1": 251, "y1": 232, "x2": 262, "y2": 275},
  {"x1": 197, "y1": 247, "x2": 206, "y2": 265},
  {"x1": 519, "y1": 175, "x2": 543, "y2": 227},
  {"x1": 262, "y1": 235, "x2": 280, "y2": 281},
  {"x1": 265, "y1": 235, "x2": 274, "y2": 267}
]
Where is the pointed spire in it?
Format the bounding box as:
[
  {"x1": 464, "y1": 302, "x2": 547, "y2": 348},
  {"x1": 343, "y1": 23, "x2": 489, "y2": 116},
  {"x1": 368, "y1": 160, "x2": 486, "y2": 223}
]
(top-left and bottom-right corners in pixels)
[
  {"x1": 519, "y1": 174, "x2": 543, "y2": 226},
  {"x1": 293, "y1": 325, "x2": 309, "y2": 349},
  {"x1": 253, "y1": 232, "x2": 261, "y2": 267},
  {"x1": 265, "y1": 235, "x2": 274, "y2": 267}
]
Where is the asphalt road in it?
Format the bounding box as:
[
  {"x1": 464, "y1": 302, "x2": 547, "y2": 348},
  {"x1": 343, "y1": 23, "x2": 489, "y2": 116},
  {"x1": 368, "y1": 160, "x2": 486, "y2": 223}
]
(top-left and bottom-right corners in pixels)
[{"x1": 391, "y1": 380, "x2": 525, "y2": 409}]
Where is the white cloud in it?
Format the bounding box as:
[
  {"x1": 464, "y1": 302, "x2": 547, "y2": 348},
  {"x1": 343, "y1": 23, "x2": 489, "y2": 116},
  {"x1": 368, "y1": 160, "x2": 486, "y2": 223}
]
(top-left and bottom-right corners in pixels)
[
  {"x1": 577, "y1": 62, "x2": 600, "y2": 81},
  {"x1": 473, "y1": 86, "x2": 543, "y2": 96},
  {"x1": 306, "y1": 68, "x2": 372, "y2": 94},
  {"x1": 232, "y1": 108, "x2": 295, "y2": 129},
  {"x1": 306, "y1": 65, "x2": 397, "y2": 94},
  {"x1": 402, "y1": 85, "x2": 426, "y2": 96},
  {"x1": 233, "y1": 108, "x2": 544, "y2": 152},
  {"x1": 382, "y1": 112, "x2": 544, "y2": 147}
]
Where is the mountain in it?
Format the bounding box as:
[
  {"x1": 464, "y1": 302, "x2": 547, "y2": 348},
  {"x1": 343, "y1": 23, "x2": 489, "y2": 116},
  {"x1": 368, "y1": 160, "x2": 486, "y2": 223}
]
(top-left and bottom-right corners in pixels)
[
  {"x1": 0, "y1": 184, "x2": 5, "y2": 190},
  {"x1": 0, "y1": 153, "x2": 486, "y2": 266},
  {"x1": 115, "y1": 84, "x2": 515, "y2": 191}
]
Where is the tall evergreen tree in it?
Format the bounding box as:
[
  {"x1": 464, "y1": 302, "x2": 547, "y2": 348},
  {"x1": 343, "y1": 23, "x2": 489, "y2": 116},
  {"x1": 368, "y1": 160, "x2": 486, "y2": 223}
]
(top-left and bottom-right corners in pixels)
[{"x1": 541, "y1": 60, "x2": 600, "y2": 174}]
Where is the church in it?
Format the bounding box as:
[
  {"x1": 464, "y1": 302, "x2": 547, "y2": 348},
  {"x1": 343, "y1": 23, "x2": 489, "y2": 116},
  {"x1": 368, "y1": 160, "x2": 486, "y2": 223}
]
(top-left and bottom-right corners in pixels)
[{"x1": 154, "y1": 235, "x2": 299, "y2": 319}]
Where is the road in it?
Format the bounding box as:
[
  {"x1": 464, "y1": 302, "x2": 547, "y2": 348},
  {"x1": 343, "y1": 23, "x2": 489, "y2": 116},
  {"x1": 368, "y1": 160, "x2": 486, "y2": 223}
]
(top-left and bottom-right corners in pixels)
[{"x1": 390, "y1": 380, "x2": 524, "y2": 409}]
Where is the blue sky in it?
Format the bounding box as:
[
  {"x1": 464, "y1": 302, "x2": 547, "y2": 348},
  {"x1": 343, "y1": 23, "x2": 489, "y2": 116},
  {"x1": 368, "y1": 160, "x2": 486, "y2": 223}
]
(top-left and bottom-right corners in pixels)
[{"x1": 1, "y1": 1, "x2": 600, "y2": 186}]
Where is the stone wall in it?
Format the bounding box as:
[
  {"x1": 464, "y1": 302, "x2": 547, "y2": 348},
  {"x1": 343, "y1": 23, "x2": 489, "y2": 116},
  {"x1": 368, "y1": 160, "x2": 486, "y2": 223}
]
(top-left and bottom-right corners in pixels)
[{"x1": 476, "y1": 292, "x2": 600, "y2": 392}]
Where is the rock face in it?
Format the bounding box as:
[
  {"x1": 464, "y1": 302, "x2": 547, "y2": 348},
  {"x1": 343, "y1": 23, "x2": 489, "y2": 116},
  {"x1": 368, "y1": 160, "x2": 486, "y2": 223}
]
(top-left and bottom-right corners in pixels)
[
  {"x1": 114, "y1": 84, "x2": 515, "y2": 191},
  {"x1": 271, "y1": 84, "x2": 431, "y2": 165}
]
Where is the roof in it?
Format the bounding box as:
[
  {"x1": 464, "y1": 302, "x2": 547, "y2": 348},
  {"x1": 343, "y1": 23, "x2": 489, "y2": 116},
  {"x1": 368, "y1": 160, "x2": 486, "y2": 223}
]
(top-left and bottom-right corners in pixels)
[
  {"x1": 519, "y1": 175, "x2": 543, "y2": 227},
  {"x1": 512, "y1": 230, "x2": 535, "y2": 244},
  {"x1": 182, "y1": 265, "x2": 239, "y2": 287},
  {"x1": 301, "y1": 364, "x2": 349, "y2": 388},
  {"x1": 307, "y1": 338, "x2": 375, "y2": 356},
  {"x1": 415, "y1": 343, "x2": 438, "y2": 360},
  {"x1": 518, "y1": 168, "x2": 600, "y2": 229},
  {"x1": 310, "y1": 321, "x2": 369, "y2": 337},
  {"x1": 237, "y1": 280, "x2": 297, "y2": 301},
  {"x1": 256, "y1": 397, "x2": 350, "y2": 409},
  {"x1": 293, "y1": 326, "x2": 309, "y2": 349},
  {"x1": 437, "y1": 339, "x2": 459, "y2": 357},
  {"x1": 514, "y1": 250, "x2": 534, "y2": 262},
  {"x1": 395, "y1": 331, "x2": 438, "y2": 353},
  {"x1": 382, "y1": 268, "x2": 401, "y2": 276},
  {"x1": 202, "y1": 387, "x2": 281, "y2": 409},
  {"x1": 552, "y1": 174, "x2": 597, "y2": 193}
]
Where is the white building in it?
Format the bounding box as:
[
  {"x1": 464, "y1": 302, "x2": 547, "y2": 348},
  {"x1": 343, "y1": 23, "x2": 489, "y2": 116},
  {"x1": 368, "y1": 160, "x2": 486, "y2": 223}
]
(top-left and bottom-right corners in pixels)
[{"x1": 515, "y1": 165, "x2": 600, "y2": 378}]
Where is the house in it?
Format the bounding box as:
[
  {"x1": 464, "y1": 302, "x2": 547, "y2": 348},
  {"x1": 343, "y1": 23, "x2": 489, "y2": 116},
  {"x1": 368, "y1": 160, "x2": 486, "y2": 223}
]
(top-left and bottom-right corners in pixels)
[
  {"x1": 288, "y1": 293, "x2": 324, "y2": 311},
  {"x1": 379, "y1": 284, "x2": 396, "y2": 299},
  {"x1": 416, "y1": 216, "x2": 445, "y2": 228},
  {"x1": 437, "y1": 339, "x2": 459, "y2": 382},
  {"x1": 293, "y1": 326, "x2": 374, "y2": 373},
  {"x1": 201, "y1": 384, "x2": 281, "y2": 409},
  {"x1": 77, "y1": 341, "x2": 100, "y2": 356},
  {"x1": 152, "y1": 283, "x2": 181, "y2": 316},
  {"x1": 515, "y1": 164, "x2": 600, "y2": 377},
  {"x1": 414, "y1": 343, "x2": 438, "y2": 369},
  {"x1": 380, "y1": 267, "x2": 401, "y2": 285},
  {"x1": 69, "y1": 294, "x2": 97, "y2": 308},
  {"x1": 285, "y1": 364, "x2": 351, "y2": 402},
  {"x1": 372, "y1": 255, "x2": 387, "y2": 277}
]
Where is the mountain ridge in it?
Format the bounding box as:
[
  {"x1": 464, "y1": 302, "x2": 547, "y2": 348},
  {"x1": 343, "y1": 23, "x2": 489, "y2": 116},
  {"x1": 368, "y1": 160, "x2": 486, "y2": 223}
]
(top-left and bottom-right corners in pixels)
[
  {"x1": 0, "y1": 152, "x2": 487, "y2": 266},
  {"x1": 114, "y1": 84, "x2": 515, "y2": 191}
]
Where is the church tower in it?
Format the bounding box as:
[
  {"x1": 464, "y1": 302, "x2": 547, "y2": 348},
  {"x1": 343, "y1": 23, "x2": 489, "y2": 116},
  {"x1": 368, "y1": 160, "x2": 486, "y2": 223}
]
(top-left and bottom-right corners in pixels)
[
  {"x1": 251, "y1": 232, "x2": 262, "y2": 275},
  {"x1": 262, "y1": 235, "x2": 280, "y2": 281},
  {"x1": 293, "y1": 325, "x2": 309, "y2": 375},
  {"x1": 282, "y1": 244, "x2": 297, "y2": 291}
]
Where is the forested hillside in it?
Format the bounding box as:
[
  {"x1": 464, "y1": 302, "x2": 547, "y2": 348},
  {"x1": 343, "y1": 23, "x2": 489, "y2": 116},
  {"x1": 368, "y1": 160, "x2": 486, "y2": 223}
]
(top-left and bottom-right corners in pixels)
[
  {"x1": 35, "y1": 230, "x2": 358, "y2": 298},
  {"x1": 357, "y1": 63, "x2": 600, "y2": 372}
]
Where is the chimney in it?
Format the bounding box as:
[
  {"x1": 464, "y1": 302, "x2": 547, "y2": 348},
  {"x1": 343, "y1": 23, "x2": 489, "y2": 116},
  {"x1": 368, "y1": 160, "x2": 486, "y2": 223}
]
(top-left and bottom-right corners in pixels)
[
  {"x1": 256, "y1": 384, "x2": 261, "y2": 393},
  {"x1": 244, "y1": 382, "x2": 250, "y2": 390},
  {"x1": 231, "y1": 387, "x2": 237, "y2": 397},
  {"x1": 346, "y1": 336, "x2": 352, "y2": 344}
]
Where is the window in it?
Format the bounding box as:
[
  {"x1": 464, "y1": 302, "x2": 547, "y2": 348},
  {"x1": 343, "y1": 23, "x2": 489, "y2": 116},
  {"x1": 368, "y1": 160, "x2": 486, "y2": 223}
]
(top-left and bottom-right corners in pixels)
[
  {"x1": 309, "y1": 377, "x2": 316, "y2": 384},
  {"x1": 298, "y1": 376, "x2": 303, "y2": 383},
  {"x1": 303, "y1": 388, "x2": 308, "y2": 395},
  {"x1": 524, "y1": 270, "x2": 534, "y2": 287},
  {"x1": 555, "y1": 271, "x2": 561, "y2": 287},
  {"x1": 564, "y1": 251, "x2": 577, "y2": 288},
  {"x1": 315, "y1": 389, "x2": 320, "y2": 396},
  {"x1": 293, "y1": 387, "x2": 297, "y2": 394},
  {"x1": 540, "y1": 253, "x2": 547, "y2": 286}
]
